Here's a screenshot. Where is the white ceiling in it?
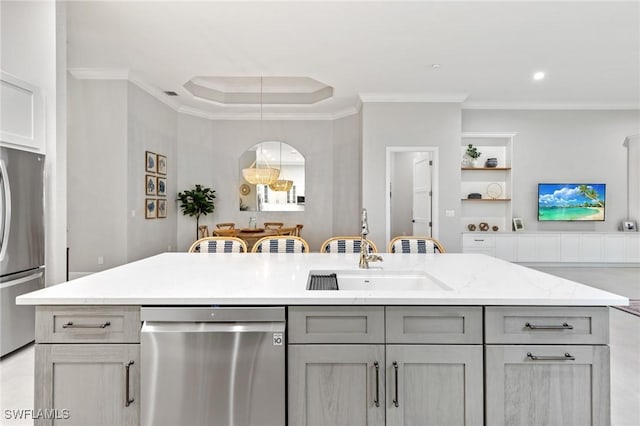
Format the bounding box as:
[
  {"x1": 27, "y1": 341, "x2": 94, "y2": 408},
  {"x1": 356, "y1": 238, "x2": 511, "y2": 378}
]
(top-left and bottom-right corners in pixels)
[{"x1": 66, "y1": 1, "x2": 640, "y2": 119}]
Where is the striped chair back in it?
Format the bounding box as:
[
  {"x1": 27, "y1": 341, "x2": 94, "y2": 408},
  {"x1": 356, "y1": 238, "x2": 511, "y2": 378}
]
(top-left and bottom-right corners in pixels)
[
  {"x1": 388, "y1": 236, "x2": 446, "y2": 254},
  {"x1": 251, "y1": 236, "x2": 310, "y2": 253},
  {"x1": 320, "y1": 237, "x2": 378, "y2": 254},
  {"x1": 188, "y1": 237, "x2": 248, "y2": 253}
]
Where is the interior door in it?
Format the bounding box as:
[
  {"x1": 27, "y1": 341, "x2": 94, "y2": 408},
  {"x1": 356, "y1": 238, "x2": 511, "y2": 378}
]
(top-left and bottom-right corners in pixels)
[{"x1": 412, "y1": 156, "x2": 432, "y2": 236}]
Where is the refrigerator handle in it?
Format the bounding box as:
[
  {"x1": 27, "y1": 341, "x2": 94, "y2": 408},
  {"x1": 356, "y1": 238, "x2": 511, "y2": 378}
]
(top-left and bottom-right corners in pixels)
[{"x1": 0, "y1": 158, "x2": 11, "y2": 262}]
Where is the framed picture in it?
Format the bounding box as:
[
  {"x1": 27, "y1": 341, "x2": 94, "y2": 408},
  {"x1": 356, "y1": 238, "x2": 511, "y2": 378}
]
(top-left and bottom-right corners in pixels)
[
  {"x1": 513, "y1": 218, "x2": 525, "y2": 231},
  {"x1": 145, "y1": 151, "x2": 157, "y2": 173},
  {"x1": 157, "y1": 199, "x2": 167, "y2": 218},
  {"x1": 145, "y1": 175, "x2": 157, "y2": 195},
  {"x1": 157, "y1": 177, "x2": 167, "y2": 197},
  {"x1": 622, "y1": 221, "x2": 637, "y2": 232},
  {"x1": 145, "y1": 199, "x2": 156, "y2": 219},
  {"x1": 157, "y1": 154, "x2": 167, "y2": 175}
]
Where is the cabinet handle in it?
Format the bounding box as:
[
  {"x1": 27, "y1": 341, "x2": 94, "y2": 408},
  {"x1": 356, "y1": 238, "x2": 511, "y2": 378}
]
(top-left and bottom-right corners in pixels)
[
  {"x1": 125, "y1": 361, "x2": 135, "y2": 407},
  {"x1": 373, "y1": 362, "x2": 380, "y2": 408},
  {"x1": 525, "y1": 322, "x2": 573, "y2": 330},
  {"x1": 62, "y1": 321, "x2": 111, "y2": 329},
  {"x1": 392, "y1": 361, "x2": 399, "y2": 408},
  {"x1": 474, "y1": 239, "x2": 485, "y2": 242},
  {"x1": 526, "y1": 352, "x2": 575, "y2": 361}
]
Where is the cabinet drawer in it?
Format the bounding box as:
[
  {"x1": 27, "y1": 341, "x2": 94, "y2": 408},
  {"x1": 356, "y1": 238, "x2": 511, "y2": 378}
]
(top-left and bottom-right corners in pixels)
[
  {"x1": 485, "y1": 307, "x2": 608, "y2": 344},
  {"x1": 386, "y1": 306, "x2": 483, "y2": 344},
  {"x1": 463, "y1": 234, "x2": 495, "y2": 248},
  {"x1": 288, "y1": 306, "x2": 384, "y2": 344},
  {"x1": 36, "y1": 306, "x2": 140, "y2": 343}
]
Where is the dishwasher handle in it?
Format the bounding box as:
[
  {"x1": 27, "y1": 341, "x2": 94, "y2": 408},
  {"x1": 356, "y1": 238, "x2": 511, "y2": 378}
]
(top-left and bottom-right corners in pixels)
[{"x1": 141, "y1": 321, "x2": 285, "y2": 334}]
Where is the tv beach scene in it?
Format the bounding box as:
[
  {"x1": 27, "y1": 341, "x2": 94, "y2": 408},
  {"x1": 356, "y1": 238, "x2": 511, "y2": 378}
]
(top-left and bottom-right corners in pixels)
[{"x1": 538, "y1": 184, "x2": 605, "y2": 221}]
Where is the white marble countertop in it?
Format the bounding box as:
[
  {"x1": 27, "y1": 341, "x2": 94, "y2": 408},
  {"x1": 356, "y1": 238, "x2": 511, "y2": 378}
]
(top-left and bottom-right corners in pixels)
[{"x1": 17, "y1": 253, "x2": 628, "y2": 306}]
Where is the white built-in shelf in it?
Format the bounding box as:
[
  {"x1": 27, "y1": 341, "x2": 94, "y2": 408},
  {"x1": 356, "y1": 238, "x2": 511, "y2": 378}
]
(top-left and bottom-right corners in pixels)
[
  {"x1": 461, "y1": 167, "x2": 512, "y2": 171},
  {"x1": 461, "y1": 198, "x2": 511, "y2": 202}
]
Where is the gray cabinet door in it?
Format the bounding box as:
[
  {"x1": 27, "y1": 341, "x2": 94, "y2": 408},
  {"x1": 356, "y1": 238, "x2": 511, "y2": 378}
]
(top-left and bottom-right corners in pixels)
[
  {"x1": 288, "y1": 344, "x2": 385, "y2": 426},
  {"x1": 486, "y1": 345, "x2": 610, "y2": 426},
  {"x1": 386, "y1": 345, "x2": 484, "y2": 426},
  {"x1": 35, "y1": 344, "x2": 139, "y2": 426}
]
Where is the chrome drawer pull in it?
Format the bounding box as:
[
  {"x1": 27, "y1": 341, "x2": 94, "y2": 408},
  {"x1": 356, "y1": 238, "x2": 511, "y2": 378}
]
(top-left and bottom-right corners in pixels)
[
  {"x1": 527, "y1": 352, "x2": 575, "y2": 361},
  {"x1": 62, "y1": 321, "x2": 111, "y2": 329},
  {"x1": 525, "y1": 322, "x2": 573, "y2": 330},
  {"x1": 373, "y1": 362, "x2": 380, "y2": 408},
  {"x1": 392, "y1": 361, "x2": 399, "y2": 408},
  {"x1": 125, "y1": 361, "x2": 135, "y2": 407}
]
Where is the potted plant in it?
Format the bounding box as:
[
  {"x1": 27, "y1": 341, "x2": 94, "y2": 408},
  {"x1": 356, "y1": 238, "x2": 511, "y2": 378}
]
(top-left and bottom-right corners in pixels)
[
  {"x1": 464, "y1": 144, "x2": 482, "y2": 167},
  {"x1": 177, "y1": 184, "x2": 216, "y2": 240}
]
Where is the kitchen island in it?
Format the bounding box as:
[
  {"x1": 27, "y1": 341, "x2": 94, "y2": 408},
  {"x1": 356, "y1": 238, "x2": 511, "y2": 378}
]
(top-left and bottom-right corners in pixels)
[{"x1": 17, "y1": 253, "x2": 628, "y2": 426}]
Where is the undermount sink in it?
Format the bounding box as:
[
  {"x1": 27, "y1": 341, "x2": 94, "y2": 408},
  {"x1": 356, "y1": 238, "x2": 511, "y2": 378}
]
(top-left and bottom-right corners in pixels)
[{"x1": 307, "y1": 269, "x2": 452, "y2": 291}]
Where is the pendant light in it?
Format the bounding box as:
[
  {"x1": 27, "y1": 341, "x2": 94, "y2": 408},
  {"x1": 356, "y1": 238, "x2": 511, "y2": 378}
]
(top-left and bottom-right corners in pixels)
[
  {"x1": 269, "y1": 142, "x2": 294, "y2": 192},
  {"x1": 242, "y1": 77, "x2": 280, "y2": 185}
]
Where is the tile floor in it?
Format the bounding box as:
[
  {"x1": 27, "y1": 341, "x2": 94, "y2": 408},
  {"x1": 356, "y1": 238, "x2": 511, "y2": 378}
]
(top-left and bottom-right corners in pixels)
[{"x1": 1, "y1": 266, "x2": 638, "y2": 426}]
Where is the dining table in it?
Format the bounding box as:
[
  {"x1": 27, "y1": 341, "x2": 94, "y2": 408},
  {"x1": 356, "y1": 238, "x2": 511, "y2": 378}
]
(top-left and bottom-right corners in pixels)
[{"x1": 235, "y1": 228, "x2": 280, "y2": 251}]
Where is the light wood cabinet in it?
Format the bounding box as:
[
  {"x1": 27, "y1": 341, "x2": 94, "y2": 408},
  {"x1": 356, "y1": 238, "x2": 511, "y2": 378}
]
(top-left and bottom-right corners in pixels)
[
  {"x1": 34, "y1": 306, "x2": 140, "y2": 426},
  {"x1": 288, "y1": 344, "x2": 386, "y2": 426},
  {"x1": 386, "y1": 345, "x2": 483, "y2": 426},
  {"x1": 288, "y1": 306, "x2": 484, "y2": 426},
  {"x1": 485, "y1": 306, "x2": 610, "y2": 426},
  {"x1": 485, "y1": 345, "x2": 609, "y2": 426},
  {"x1": 35, "y1": 344, "x2": 139, "y2": 426}
]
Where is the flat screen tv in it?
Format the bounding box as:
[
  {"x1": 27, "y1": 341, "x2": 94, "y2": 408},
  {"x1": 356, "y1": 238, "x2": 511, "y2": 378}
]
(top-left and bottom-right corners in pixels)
[{"x1": 538, "y1": 183, "x2": 606, "y2": 221}]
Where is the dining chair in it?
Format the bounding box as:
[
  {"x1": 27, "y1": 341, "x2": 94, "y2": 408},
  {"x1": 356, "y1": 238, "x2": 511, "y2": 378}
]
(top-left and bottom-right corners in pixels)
[
  {"x1": 320, "y1": 236, "x2": 378, "y2": 254},
  {"x1": 294, "y1": 224, "x2": 304, "y2": 237},
  {"x1": 215, "y1": 222, "x2": 236, "y2": 230},
  {"x1": 388, "y1": 236, "x2": 446, "y2": 253},
  {"x1": 198, "y1": 225, "x2": 210, "y2": 238},
  {"x1": 188, "y1": 237, "x2": 248, "y2": 253},
  {"x1": 251, "y1": 236, "x2": 310, "y2": 253},
  {"x1": 277, "y1": 227, "x2": 298, "y2": 236},
  {"x1": 264, "y1": 222, "x2": 284, "y2": 230},
  {"x1": 213, "y1": 228, "x2": 237, "y2": 237}
]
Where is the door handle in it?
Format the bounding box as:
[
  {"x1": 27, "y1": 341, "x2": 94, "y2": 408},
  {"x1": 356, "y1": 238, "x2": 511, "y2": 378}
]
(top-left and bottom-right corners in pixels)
[
  {"x1": 392, "y1": 361, "x2": 399, "y2": 407},
  {"x1": 0, "y1": 159, "x2": 11, "y2": 262},
  {"x1": 62, "y1": 321, "x2": 111, "y2": 329},
  {"x1": 125, "y1": 361, "x2": 135, "y2": 407},
  {"x1": 527, "y1": 352, "x2": 575, "y2": 361},
  {"x1": 373, "y1": 361, "x2": 380, "y2": 408},
  {"x1": 525, "y1": 322, "x2": 574, "y2": 330}
]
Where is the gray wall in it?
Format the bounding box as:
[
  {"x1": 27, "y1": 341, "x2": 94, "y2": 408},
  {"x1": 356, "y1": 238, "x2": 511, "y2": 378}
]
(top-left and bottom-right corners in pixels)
[
  {"x1": 67, "y1": 78, "x2": 128, "y2": 274},
  {"x1": 332, "y1": 113, "x2": 362, "y2": 237},
  {"x1": 176, "y1": 115, "x2": 338, "y2": 251},
  {"x1": 462, "y1": 109, "x2": 640, "y2": 232},
  {"x1": 362, "y1": 102, "x2": 462, "y2": 252},
  {"x1": 126, "y1": 82, "x2": 177, "y2": 262},
  {"x1": 67, "y1": 79, "x2": 177, "y2": 276}
]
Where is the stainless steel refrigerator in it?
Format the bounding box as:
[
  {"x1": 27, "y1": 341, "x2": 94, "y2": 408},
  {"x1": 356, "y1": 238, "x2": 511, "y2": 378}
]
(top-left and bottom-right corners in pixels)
[{"x1": 0, "y1": 146, "x2": 45, "y2": 357}]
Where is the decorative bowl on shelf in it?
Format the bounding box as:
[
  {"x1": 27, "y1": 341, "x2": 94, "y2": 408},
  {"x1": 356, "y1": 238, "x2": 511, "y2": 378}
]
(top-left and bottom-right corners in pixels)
[
  {"x1": 467, "y1": 193, "x2": 482, "y2": 199},
  {"x1": 485, "y1": 158, "x2": 498, "y2": 168}
]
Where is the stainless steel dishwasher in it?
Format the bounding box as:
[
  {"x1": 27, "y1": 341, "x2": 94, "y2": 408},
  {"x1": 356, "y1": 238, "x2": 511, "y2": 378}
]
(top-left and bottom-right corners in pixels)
[{"x1": 141, "y1": 307, "x2": 285, "y2": 426}]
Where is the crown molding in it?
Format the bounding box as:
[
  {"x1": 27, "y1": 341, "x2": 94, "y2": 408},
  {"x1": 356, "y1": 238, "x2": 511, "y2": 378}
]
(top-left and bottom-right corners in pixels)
[
  {"x1": 463, "y1": 101, "x2": 640, "y2": 110},
  {"x1": 177, "y1": 105, "x2": 354, "y2": 121},
  {"x1": 359, "y1": 93, "x2": 469, "y2": 103},
  {"x1": 68, "y1": 67, "x2": 182, "y2": 111},
  {"x1": 68, "y1": 67, "x2": 130, "y2": 80}
]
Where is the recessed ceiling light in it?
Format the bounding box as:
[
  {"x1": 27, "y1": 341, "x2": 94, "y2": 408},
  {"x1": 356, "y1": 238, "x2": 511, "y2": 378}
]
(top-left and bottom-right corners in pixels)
[{"x1": 533, "y1": 72, "x2": 545, "y2": 81}]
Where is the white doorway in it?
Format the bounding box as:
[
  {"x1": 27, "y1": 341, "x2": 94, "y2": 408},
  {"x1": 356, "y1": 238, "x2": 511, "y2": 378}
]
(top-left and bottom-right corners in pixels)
[{"x1": 386, "y1": 147, "x2": 439, "y2": 246}]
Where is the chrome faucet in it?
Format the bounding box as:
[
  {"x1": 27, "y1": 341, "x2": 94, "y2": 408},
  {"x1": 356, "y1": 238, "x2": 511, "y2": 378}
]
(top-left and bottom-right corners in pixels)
[{"x1": 359, "y1": 208, "x2": 383, "y2": 269}]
